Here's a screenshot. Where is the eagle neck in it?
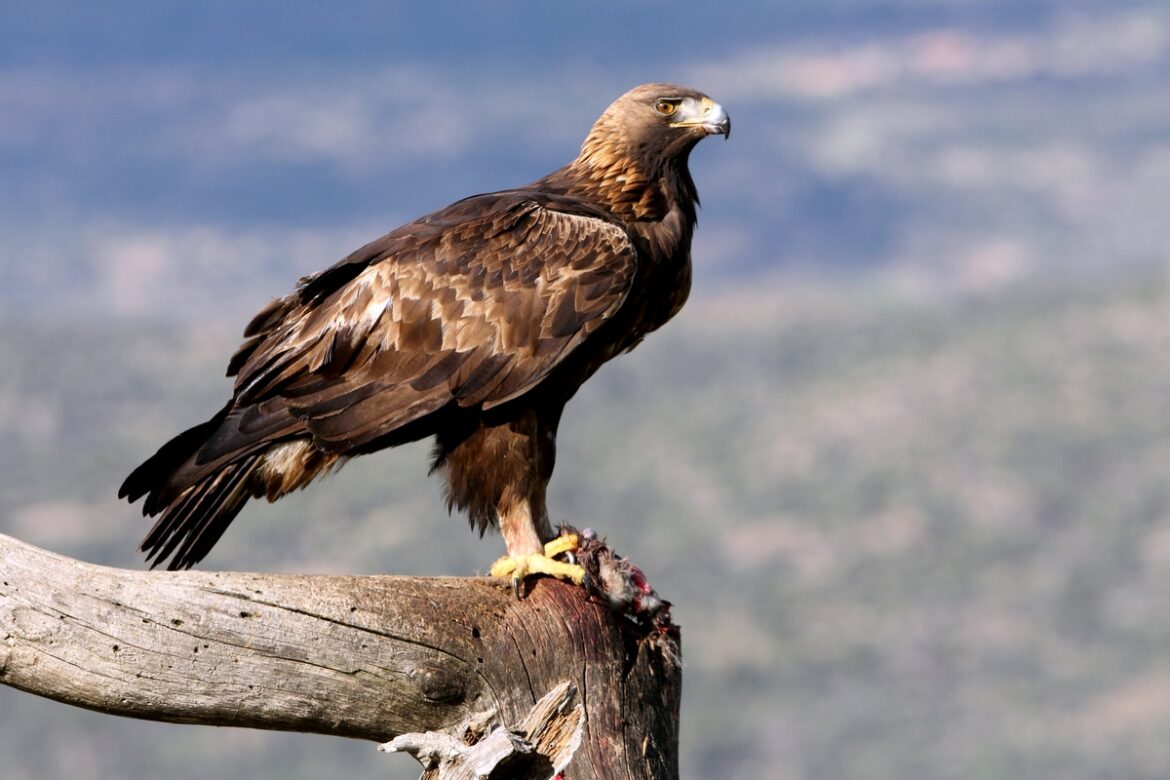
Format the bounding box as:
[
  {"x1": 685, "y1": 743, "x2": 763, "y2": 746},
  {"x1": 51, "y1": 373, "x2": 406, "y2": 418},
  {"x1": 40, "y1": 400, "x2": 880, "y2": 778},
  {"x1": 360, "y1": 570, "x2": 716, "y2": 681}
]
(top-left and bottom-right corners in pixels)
[
  {"x1": 554, "y1": 140, "x2": 701, "y2": 233},
  {"x1": 528, "y1": 127, "x2": 702, "y2": 350}
]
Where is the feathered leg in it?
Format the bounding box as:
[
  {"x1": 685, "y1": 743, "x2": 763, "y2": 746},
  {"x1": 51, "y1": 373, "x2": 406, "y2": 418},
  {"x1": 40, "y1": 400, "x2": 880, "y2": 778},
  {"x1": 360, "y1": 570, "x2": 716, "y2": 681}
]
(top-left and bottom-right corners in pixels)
[
  {"x1": 434, "y1": 405, "x2": 584, "y2": 595},
  {"x1": 490, "y1": 491, "x2": 584, "y2": 596}
]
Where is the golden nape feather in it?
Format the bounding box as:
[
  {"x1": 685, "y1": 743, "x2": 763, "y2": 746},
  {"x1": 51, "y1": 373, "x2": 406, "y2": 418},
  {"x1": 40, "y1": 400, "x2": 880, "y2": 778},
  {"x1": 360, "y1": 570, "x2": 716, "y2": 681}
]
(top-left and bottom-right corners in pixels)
[{"x1": 120, "y1": 83, "x2": 729, "y2": 573}]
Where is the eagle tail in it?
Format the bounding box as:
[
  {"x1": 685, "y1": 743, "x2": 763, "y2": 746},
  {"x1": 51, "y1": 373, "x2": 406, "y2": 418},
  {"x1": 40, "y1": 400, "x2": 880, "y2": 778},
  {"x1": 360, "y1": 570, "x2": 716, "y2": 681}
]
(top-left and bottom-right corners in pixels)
[
  {"x1": 119, "y1": 402, "x2": 263, "y2": 570},
  {"x1": 138, "y1": 454, "x2": 263, "y2": 570},
  {"x1": 122, "y1": 402, "x2": 339, "y2": 569},
  {"x1": 119, "y1": 402, "x2": 232, "y2": 509}
]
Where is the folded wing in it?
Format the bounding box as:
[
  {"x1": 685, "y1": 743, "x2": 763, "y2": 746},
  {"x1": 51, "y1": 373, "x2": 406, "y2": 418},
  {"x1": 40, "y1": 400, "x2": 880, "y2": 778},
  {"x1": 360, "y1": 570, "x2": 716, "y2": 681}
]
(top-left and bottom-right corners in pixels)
[{"x1": 231, "y1": 193, "x2": 639, "y2": 452}]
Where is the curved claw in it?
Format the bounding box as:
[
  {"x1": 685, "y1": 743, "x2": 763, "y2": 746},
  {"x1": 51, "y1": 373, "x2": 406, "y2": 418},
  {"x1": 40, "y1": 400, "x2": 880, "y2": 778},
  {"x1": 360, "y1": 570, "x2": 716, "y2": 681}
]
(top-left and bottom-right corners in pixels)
[{"x1": 490, "y1": 534, "x2": 585, "y2": 599}]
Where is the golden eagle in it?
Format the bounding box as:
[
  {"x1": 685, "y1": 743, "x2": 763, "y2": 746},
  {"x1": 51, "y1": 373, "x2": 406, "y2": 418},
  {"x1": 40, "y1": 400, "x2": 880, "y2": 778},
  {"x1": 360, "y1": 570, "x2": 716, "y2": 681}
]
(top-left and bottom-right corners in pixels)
[{"x1": 120, "y1": 83, "x2": 729, "y2": 585}]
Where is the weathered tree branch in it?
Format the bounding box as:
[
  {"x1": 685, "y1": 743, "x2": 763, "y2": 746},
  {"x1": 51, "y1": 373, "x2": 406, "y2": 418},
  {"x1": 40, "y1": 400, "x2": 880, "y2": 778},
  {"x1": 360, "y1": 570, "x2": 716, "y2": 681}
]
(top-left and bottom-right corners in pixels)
[
  {"x1": 382, "y1": 680, "x2": 585, "y2": 779},
  {"x1": 0, "y1": 533, "x2": 680, "y2": 779}
]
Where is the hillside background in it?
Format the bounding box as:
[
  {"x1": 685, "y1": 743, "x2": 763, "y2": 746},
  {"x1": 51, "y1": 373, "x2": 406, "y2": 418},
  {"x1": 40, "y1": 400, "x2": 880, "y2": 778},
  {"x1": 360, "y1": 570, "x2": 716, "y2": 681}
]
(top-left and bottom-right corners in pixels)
[{"x1": 3, "y1": 2, "x2": 1170, "y2": 779}]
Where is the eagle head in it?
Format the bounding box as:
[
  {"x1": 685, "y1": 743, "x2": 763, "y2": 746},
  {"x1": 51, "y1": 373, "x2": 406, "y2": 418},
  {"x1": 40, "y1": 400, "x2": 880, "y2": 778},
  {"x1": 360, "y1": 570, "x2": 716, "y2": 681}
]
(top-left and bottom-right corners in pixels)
[{"x1": 577, "y1": 83, "x2": 730, "y2": 176}]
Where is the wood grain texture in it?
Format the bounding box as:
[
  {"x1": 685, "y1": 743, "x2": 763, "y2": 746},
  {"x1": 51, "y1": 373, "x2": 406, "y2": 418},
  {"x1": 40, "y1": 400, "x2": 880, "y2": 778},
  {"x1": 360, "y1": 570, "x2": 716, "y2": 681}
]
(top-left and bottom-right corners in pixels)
[{"x1": 0, "y1": 534, "x2": 680, "y2": 779}]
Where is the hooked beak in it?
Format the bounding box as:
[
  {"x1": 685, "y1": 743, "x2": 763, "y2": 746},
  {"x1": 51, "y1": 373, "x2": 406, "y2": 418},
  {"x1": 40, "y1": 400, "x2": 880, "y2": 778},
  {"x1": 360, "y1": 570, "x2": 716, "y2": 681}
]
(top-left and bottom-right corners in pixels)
[{"x1": 671, "y1": 96, "x2": 731, "y2": 139}]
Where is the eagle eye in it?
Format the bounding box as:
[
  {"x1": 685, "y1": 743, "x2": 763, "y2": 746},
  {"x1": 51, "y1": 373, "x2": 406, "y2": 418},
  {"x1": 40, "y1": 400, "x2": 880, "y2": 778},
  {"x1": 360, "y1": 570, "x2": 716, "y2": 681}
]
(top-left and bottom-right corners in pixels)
[{"x1": 654, "y1": 98, "x2": 681, "y2": 117}]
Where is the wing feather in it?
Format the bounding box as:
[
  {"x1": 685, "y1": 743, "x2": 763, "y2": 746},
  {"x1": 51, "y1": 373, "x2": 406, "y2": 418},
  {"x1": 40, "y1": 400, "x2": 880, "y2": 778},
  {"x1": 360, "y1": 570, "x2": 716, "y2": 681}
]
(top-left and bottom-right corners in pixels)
[{"x1": 231, "y1": 193, "x2": 638, "y2": 451}]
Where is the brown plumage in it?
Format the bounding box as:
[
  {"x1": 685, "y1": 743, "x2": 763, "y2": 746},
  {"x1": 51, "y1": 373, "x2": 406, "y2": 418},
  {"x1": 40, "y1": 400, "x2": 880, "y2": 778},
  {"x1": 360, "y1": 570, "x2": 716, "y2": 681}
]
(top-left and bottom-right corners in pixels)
[{"x1": 120, "y1": 83, "x2": 730, "y2": 570}]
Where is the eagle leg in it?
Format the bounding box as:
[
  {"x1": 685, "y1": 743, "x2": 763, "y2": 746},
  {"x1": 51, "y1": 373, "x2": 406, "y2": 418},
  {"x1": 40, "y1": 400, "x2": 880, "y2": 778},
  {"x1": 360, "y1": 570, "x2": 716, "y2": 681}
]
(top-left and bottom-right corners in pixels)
[{"x1": 490, "y1": 532, "x2": 585, "y2": 598}]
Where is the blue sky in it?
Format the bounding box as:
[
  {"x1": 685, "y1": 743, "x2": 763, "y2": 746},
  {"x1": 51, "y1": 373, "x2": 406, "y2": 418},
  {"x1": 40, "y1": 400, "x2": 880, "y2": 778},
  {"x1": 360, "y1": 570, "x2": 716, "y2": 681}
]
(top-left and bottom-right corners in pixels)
[{"x1": 2, "y1": 1, "x2": 1168, "y2": 316}]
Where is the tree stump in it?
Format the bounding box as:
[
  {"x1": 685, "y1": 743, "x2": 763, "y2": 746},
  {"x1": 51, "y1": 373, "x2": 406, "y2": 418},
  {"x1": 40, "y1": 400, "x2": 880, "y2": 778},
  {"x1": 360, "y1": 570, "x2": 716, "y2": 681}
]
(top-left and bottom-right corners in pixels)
[{"x1": 0, "y1": 533, "x2": 680, "y2": 779}]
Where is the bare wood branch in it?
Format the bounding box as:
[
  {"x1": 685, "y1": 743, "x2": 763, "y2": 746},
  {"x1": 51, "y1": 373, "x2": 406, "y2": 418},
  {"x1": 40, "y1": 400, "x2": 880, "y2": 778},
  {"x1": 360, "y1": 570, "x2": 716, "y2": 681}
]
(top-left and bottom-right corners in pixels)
[
  {"x1": 382, "y1": 681, "x2": 584, "y2": 779},
  {"x1": 0, "y1": 533, "x2": 680, "y2": 779}
]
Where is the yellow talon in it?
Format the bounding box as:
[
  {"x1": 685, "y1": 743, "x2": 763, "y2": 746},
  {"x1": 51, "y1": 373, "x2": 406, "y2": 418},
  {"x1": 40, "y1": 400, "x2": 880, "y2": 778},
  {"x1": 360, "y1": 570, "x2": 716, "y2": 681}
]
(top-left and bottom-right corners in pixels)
[
  {"x1": 490, "y1": 554, "x2": 585, "y2": 584},
  {"x1": 490, "y1": 534, "x2": 585, "y2": 597},
  {"x1": 490, "y1": 555, "x2": 518, "y2": 579},
  {"x1": 543, "y1": 533, "x2": 579, "y2": 558}
]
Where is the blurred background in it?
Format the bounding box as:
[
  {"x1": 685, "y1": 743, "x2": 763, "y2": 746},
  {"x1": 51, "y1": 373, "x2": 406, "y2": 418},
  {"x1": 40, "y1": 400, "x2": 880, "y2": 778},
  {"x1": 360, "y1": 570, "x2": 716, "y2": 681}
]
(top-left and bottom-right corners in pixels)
[{"x1": 3, "y1": 1, "x2": 1170, "y2": 778}]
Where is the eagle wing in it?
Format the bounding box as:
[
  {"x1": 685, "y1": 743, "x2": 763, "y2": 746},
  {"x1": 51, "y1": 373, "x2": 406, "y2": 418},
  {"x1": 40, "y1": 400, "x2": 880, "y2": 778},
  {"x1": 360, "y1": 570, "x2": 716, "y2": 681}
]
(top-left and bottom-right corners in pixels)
[{"x1": 224, "y1": 192, "x2": 638, "y2": 454}]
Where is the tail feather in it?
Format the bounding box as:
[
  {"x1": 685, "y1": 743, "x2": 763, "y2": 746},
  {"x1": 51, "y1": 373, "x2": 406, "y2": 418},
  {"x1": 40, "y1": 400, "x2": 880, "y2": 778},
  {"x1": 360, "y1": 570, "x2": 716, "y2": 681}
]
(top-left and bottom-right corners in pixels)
[
  {"x1": 119, "y1": 402, "x2": 233, "y2": 510},
  {"x1": 123, "y1": 400, "x2": 273, "y2": 571},
  {"x1": 141, "y1": 454, "x2": 262, "y2": 570},
  {"x1": 123, "y1": 390, "x2": 321, "y2": 569}
]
